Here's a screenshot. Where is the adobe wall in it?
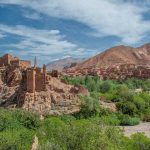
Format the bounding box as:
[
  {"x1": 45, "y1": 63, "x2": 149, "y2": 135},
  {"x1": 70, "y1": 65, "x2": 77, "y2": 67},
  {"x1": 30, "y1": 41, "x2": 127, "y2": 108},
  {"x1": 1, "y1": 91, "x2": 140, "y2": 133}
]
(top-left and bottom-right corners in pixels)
[
  {"x1": 10, "y1": 60, "x2": 20, "y2": 67},
  {"x1": 27, "y1": 69, "x2": 35, "y2": 93},
  {"x1": 35, "y1": 74, "x2": 45, "y2": 92},
  {"x1": 0, "y1": 54, "x2": 31, "y2": 68},
  {"x1": 0, "y1": 54, "x2": 13, "y2": 67},
  {"x1": 19, "y1": 60, "x2": 31, "y2": 68}
]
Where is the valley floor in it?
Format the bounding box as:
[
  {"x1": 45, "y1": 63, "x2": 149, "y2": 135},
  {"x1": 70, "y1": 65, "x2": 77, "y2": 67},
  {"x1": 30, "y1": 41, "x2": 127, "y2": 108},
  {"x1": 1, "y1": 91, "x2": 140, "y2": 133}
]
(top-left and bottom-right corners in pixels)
[{"x1": 120, "y1": 122, "x2": 150, "y2": 138}]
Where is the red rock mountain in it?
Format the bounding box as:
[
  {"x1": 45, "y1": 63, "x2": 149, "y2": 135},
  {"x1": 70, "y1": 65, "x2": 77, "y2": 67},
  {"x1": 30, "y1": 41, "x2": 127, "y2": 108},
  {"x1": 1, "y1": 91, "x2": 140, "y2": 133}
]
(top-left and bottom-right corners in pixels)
[
  {"x1": 65, "y1": 43, "x2": 150, "y2": 80},
  {"x1": 76, "y1": 43, "x2": 150, "y2": 69}
]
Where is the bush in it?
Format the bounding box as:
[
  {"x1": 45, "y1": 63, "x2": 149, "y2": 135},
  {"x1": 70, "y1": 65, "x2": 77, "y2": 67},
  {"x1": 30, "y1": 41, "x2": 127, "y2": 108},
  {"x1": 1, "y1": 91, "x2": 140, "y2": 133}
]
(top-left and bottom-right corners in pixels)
[
  {"x1": 13, "y1": 109, "x2": 40, "y2": 129},
  {"x1": 100, "y1": 92, "x2": 117, "y2": 102},
  {"x1": 142, "y1": 109, "x2": 150, "y2": 122},
  {"x1": 98, "y1": 115, "x2": 120, "y2": 126},
  {"x1": 37, "y1": 118, "x2": 125, "y2": 150},
  {"x1": 0, "y1": 108, "x2": 19, "y2": 131},
  {"x1": 129, "y1": 133, "x2": 150, "y2": 150},
  {"x1": 75, "y1": 96, "x2": 100, "y2": 118},
  {"x1": 99, "y1": 81, "x2": 112, "y2": 93},
  {"x1": 133, "y1": 95, "x2": 145, "y2": 112},
  {"x1": 118, "y1": 114, "x2": 140, "y2": 126},
  {"x1": 0, "y1": 128, "x2": 34, "y2": 150},
  {"x1": 117, "y1": 101, "x2": 138, "y2": 116}
]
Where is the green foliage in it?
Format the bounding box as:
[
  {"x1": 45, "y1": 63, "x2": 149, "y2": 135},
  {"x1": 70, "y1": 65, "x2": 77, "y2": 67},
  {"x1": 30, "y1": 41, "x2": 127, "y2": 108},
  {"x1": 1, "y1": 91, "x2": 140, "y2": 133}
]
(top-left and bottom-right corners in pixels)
[
  {"x1": 2, "y1": 76, "x2": 150, "y2": 149},
  {"x1": 0, "y1": 108, "x2": 150, "y2": 150},
  {"x1": 118, "y1": 114, "x2": 140, "y2": 126},
  {"x1": 13, "y1": 109, "x2": 40, "y2": 129},
  {"x1": 62, "y1": 76, "x2": 150, "y2": 121},
  {"x1": 59, "y1": 114, "x2": 76, "y2": 123},
  {"x1": 102, "y1": 115, "x2": 120, "y2": 126},
  {"x1": 142, "y1": 109, "x2": 150, "y2": 122},
  {"x1": 117, "y1": 101, "x2": 138, "y2": 116},
  {"x1": 0, "y1": 108, "x2": 36, "y2": 150},
  {"x1": 75, "y1": 95, "x2": 100, "y2": 118},
  {"x1": 37, "y1": 117, "x2": 126, "y2": 150},
  {"x1": 129, "y1": 133, "x2": 150, "y2": 150},
  {"x1": 99, "y1": 80, "x2": 112, "y2": 93}
]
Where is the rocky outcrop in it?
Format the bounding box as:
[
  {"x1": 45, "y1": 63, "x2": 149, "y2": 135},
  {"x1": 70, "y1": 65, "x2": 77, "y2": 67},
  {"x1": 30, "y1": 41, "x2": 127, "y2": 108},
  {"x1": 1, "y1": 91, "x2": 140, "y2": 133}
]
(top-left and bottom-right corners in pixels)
[
  {"x1": 17, "y1": 77, "x2": 84, "y2": 115},
  {"x1": 3, "y1": 66, "x2": 22, "y2": 87},
  {"x1": 0, "y1": 65, "x2": 87, "y2": 115}
]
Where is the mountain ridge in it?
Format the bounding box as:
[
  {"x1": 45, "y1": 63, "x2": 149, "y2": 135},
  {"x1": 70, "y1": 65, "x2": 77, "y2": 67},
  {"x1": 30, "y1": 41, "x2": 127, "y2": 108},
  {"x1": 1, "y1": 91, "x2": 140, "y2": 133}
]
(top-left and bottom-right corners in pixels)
[
  {"x1": 75, "y1": 43, "x2": 150, "y2": 69},
  {"x1": 46, "y1": 57, "x2": 85, "y2": 71}
]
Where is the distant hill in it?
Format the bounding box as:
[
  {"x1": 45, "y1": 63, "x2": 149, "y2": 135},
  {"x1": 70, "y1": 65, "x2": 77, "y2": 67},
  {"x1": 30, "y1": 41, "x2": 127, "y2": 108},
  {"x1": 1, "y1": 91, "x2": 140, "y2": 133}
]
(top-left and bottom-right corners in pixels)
[
  {"x1": 65, "y1": 43, "x2": 150, "y2": 80},
  {"x1": 46, "y1": 57, "x2": 85, "y2": 71},
  {"x1": 75, "y1": 43, "x2": 150, "y2": 69}
]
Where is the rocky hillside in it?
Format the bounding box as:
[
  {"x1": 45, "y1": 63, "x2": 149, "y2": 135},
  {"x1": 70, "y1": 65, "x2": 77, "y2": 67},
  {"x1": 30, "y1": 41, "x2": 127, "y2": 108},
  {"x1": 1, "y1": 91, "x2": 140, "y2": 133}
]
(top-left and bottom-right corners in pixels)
[
  {"x1": 65, "y1": 43, "x2": 150, "y2": 80},
  {"x1": 0, "y1": 65, "x2": 89, "y2": 115},
  {"x1": 76, "y1": 43, "x2": 150, "y2": 69},
  {"x1": 46, "y1": 57, "x2": 85, "y2": 71}
]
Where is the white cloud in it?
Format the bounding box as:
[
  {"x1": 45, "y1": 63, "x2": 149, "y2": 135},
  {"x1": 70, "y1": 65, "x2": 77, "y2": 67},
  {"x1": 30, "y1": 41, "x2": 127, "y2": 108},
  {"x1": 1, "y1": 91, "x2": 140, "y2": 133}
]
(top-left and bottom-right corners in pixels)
[
  {"x1": 0, "y1": 24, "x2": 77, "y2": 54},
  {"x1": 0, "y1": 0, "x2": 150, "y2": 44},
  {"x1": 0, "y1": 24, "x2": 94, "y2": 64},
  {"x1": 22, "y1": 11, "x2": 42, "y2": 20}
]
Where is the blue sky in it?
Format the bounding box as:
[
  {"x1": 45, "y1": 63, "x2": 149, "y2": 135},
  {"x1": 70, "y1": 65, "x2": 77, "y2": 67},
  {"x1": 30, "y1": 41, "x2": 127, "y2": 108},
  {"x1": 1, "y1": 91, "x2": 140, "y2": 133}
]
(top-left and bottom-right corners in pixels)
[{"x1": 0, "y1": 0, "x2": 150, "y2": 65}]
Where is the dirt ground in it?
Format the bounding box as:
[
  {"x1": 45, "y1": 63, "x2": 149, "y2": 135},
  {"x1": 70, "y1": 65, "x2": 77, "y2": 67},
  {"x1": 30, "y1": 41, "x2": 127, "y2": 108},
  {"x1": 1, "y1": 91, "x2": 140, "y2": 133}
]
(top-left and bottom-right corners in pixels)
[{"x1": 120, "y1": 122, "x2": 150, "y2": 138}]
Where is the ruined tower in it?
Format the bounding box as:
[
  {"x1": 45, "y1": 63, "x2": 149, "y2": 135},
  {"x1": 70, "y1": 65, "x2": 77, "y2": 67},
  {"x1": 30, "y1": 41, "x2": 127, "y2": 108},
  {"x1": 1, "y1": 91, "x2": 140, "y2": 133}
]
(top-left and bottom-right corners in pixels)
[
  {"x1": 27, "y1": 68, "x2": 36, "y2": 93},
  {"x1": 26, "y1": 57, "x2": 48, "y2": 93}
]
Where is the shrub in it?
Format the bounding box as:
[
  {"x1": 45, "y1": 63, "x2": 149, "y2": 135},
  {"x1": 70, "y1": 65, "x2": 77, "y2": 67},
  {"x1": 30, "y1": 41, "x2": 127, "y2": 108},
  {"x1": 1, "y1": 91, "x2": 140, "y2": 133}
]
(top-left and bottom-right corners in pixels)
[
  {"x1": 118, "y1": 114, "x2": 140, "y2": 126},
  {"x1": 133, "y1": 95, "x2": 145, "y2": 112},
  {"x1": 100, "y1": 92, "x2": 116, "y2": 102},
  {"x1": 142, "y1": 109, "x2": 150, "y2": 122},
  {"x1": 37, "y1": 118, "x2": 125, "y2": 150},
  {"x1": 13, "y1": 109, "x2": 40, "y2": 129},
  {"x1": 129, "y1": 133, "x2": 150, "y2": 150},
  {"x1": 100, "y1": 115, "x2": 120, "y2": 126},
  {"x1": 117, "y1": 101, "x2": 138, "y2": 116},
  {"x1": 0, "y1": 128, "x2": 34, "y2": 150},
  {"x1": 76, "y1": 96, "x2": 100, "y2": 118},
  {"x1": 0, "y1": 108, "x2": 19, "y2": 131},
  {"x1": 99, "y1": 81, "x2": 112, "y2": 93}
]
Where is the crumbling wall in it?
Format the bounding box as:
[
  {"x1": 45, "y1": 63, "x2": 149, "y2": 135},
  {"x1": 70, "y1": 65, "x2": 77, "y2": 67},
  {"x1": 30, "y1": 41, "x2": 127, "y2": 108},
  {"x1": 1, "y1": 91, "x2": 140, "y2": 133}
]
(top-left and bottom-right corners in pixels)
[
  {"x1": 35, "y1": 74, "x2": 45, "y2": 92},
  {"x1": 27, "y1": 69, "x2": 35, "y2": 93}
]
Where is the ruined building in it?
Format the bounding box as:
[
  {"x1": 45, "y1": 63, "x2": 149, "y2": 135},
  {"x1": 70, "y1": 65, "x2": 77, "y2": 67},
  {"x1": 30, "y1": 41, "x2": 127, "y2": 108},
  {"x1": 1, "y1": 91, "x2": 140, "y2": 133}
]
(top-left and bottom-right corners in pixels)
[
  {"x1": 0, "y1": 54, "x2": 89, "y2": 115},
  {"x1": 0, "y1": 54, "x2": 31, "y2": 68},
  {"x1": 26, "y1": 64, "x2": 50, "y2": 93},
  {"x1": 0, "y1": 54, "x2": 50, "y2": 93},
  {"x1": 26, "y1": 56, "x2": 51, "y2": 93}
]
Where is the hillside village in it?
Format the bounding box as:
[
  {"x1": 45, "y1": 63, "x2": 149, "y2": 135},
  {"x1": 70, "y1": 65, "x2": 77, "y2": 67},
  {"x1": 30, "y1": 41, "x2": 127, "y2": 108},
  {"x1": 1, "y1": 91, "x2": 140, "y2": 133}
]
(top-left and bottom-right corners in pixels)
[{"x1": 0, "y1": 54, "x2": 89, "y2": 115}]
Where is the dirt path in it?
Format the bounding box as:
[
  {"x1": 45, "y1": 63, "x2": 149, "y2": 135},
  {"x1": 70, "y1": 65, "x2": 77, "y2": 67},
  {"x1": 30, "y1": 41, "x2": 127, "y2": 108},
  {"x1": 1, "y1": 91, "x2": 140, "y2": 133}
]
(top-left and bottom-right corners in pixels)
[{"x1": 120, "y1": 122, "x2": 150, "y2": 138}]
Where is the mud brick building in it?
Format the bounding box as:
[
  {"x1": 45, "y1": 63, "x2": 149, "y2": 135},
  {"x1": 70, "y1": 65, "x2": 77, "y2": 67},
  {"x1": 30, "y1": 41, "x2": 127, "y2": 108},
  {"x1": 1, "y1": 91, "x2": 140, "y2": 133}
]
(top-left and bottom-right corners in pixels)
[
  {"x1": 27, "y1": 64, "x2": 51, "y2": 93},
  {"x1": 0, "y1": 54, "x2": 31, "y2": 68}
]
